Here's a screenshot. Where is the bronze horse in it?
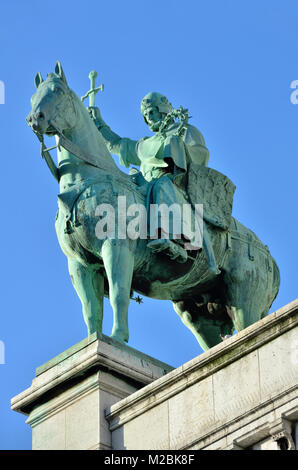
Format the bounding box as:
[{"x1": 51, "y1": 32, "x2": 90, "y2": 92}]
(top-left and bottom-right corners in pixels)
[{"x1": 26, "y1": 63, "x2": 280, "y2": 350}]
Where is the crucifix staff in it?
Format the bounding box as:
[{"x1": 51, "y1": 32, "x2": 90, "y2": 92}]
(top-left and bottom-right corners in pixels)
[{"x1": 81, "y1": 70, "x2": 104, "y2": 107}]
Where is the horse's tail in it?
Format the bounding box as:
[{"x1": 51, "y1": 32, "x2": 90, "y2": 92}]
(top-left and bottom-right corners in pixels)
[
  {"x1": 261, "y1": 255, "x2": 280, "y2": 319},
  {"x1": 271, "y1": 256, "x2": 281, "y2": 300}
]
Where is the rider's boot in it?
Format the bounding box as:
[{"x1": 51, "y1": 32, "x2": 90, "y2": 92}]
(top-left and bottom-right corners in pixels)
[{"x1": 147, "y1": 238, "x2": 188, "y2": 263}]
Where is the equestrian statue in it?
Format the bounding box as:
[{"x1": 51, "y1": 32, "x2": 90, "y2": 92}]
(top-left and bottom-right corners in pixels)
[{"x1": 26, "y1": 62, "x2": 280, "y2": 351}]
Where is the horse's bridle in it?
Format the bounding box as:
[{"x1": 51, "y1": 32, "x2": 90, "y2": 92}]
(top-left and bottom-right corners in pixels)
[
  {"x1": 34, "y1": 122, "x2": 123, "y2": 183},
  {"x1": 31, "y1": 85, "x2": 78, "y2": 182},
  {"x1": 31, "y1": 83, "x2": 133, "y2": 185}
]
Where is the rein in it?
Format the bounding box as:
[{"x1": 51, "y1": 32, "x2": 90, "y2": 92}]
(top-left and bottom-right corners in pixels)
[
  {"x1": 33, "y1": 122, "x2": 132, "y2": 185},
  {"x1": 31, "y1": 85, "x2": 134, "y2": 186},
  {"x1": 34, "y1": 130, "x2": 60, "y2": 182}
]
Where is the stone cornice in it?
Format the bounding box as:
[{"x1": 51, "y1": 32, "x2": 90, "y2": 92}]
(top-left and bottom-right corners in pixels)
[
  {"x1": 11, "y1": 334, "x2": 173, "y2": 416},
  {"x1": 106, "y1": 299, "x2": 298, "y2": 430}
]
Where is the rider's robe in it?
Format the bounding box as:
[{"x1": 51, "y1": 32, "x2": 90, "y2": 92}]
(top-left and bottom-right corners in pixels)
[
  {"x1": 110, "y1": 122, "x2": 209, "y2": 242},
  {"x1": 114, "y1": 122, "x2": 209, "y2": 181}
]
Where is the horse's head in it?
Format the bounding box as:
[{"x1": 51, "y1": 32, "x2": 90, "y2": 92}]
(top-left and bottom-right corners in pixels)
[{"x1": 26, "y1": 61, "x2": 77, "y2": 136}]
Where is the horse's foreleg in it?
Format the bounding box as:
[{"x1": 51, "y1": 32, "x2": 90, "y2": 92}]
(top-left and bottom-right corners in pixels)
[
  {"x1": 102, "y1": 240, "x2": 134, "y2": 344},
  {"x1": 68, "y1": 258, "x2": 104, "y2": 335}
]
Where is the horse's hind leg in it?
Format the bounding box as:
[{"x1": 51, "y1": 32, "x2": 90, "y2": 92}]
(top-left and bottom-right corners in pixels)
[
  {"x1": 224, "y1": 275, "x2": 270, "y2": 333},
  {"x1": 68, "y1": 258, "x2": 104, "y2": 335},
  {"x1": 102, "y1": 240, "x2": 134, "y2": 344},
  {"x1": 173, "y1": 300, "x2": 233, "y2": 351}
]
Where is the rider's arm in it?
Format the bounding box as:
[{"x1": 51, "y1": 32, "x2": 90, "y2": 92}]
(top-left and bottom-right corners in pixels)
[
  {"x1": 89, "y1": 107, "x2": 141, "y2": 167},
  {"x1": 184, "y1": 125, "x2": 210, "y2": 167}
]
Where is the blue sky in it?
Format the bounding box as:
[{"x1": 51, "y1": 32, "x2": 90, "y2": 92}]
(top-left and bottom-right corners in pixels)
[{"x1": 0, "y1": 0, "x2": 297, "y2": 449}]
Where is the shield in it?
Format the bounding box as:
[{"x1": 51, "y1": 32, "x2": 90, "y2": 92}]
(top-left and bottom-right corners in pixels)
[{"x1": 187, "y1": 164, "x2": 236, "y2": 230}]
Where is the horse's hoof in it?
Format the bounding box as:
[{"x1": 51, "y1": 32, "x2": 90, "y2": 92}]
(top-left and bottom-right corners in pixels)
[
  {"x1": 110, "y1": 332, "x2": 129, "y2": 344},
  {"x1": 221, "y1": 334, "x2": 232, "y2": 341}
]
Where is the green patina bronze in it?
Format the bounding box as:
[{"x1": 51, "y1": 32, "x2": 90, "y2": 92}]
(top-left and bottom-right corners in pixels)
[{"x1": 26, "y1": 62, "x2": 280, "y2": 351}]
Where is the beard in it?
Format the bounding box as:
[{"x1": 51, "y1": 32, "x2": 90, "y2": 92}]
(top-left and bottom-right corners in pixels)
[{"x1": 148, "y1": 119, "x2": 163, "y2": 132}]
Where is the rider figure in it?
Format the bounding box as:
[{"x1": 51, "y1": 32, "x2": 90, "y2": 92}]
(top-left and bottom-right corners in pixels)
[{"x1": 89, "y1": 92, "x2": 219, "y2": 273}]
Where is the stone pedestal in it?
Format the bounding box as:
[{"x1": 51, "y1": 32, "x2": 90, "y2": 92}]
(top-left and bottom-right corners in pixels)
[
  {"x1": 11, "y1": 333, "x2": 173, "y2": 450},
  {"x1": 12, "y1": 300, "x2": 298, "y2": 450}
]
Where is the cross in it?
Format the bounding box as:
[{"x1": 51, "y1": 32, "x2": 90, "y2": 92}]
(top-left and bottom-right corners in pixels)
[{"x1": 81, "y1": 70, "x2": 104, "y2": 107}]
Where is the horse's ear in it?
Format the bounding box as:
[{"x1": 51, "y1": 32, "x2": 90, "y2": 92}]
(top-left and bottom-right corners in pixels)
[
  {"x1": 34, "y1": 72, "x2": 43, "y2": 88},
  {"x1": 55, "y1": 61, "x2": 68, "y2": 85}
]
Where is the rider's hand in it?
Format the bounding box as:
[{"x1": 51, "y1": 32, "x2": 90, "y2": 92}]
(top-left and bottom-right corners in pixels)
[{"x1": 88, "y1": 106, "x2": 105, "y2": 127}]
